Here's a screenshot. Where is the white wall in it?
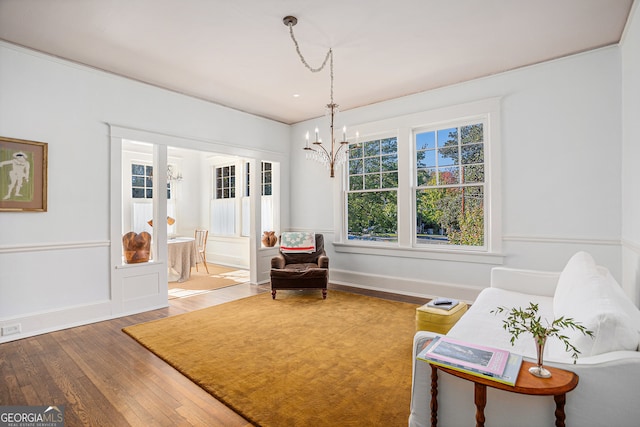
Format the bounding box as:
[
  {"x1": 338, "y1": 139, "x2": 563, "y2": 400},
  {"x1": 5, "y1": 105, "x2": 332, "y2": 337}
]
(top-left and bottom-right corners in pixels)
[
  {"x1": 622, "y1": 1, "x2": 640, "y2": 305},
  {"x1": 1, "y1": 9, "x2": 638, "y2": 341},
  {"x1": 290, "y1": 46, "x2": 626, "y2": 301},
  {"x1": 0, "y1": 41, "x2": 290, "y2": 341}
]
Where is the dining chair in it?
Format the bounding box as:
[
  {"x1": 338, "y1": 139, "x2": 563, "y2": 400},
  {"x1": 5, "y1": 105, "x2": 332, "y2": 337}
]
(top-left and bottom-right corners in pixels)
[{"x1": 194, "y1": 229, "x2": 210, "y2": 273}]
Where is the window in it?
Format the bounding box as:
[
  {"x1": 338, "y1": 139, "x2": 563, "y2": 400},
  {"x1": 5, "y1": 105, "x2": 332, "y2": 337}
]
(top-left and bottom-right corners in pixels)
[
  {"x1": 245, "y1": 162, "x2": 272, "y2": 197},
  {"x1": 216, "y1": 165, "x2": 235, "y2": 199},
  {"x1": 339, "y1": 98, "x2": 500, "y2": 259},
  {"x1": 131, "y1": 163, "x2": 153, "y2": 199},
  {"x1": 131, "y1": 163, "x2": 172, "y2": 199},
  {"x1": 415, "y1": 122, "x2": 485, "y2": 247},
  {"x1": 347, "y1": 137, "x2": 398, "y2": 242},
  {"x1": 262, "y1": 162, "x2": 272, "y2": 196},
  {"x1": 243, "y1": 162, "x2": 275, "y2": 236},
  {"x1": 130, "y1": 162, "x2": 174, "y2": 236}
]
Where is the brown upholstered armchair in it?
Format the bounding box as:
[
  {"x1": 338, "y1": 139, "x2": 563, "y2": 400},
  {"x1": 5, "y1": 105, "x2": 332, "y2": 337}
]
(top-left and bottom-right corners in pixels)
[{"x1": 270, "y1": 234, "x2": 329, "y2": 299}]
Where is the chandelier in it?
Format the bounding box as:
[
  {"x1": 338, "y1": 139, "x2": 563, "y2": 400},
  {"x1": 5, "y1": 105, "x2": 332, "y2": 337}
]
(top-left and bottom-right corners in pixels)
[{"x1": 283, "y1": 15, "x2": 350, "y2": 178}]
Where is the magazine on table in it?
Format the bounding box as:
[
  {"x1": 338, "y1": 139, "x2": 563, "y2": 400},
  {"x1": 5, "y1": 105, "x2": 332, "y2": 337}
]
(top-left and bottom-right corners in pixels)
[
  {"x1": 417, "y1": 337, "x2": 523, "y2": 386},
  {"x1": 417, "y1": 336, "x2": 512, "y2": 377}
]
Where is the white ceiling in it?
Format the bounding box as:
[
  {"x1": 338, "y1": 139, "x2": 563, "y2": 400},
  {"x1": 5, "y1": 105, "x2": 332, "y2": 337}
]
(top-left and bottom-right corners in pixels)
[{"x1": 0, "y1": 0, "x2": 634, "y2": 124}]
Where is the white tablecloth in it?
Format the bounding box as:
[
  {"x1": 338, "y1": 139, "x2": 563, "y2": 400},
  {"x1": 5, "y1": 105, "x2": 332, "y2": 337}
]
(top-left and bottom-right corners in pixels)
[{"x1": 168, "y1": 237, "x2": 196, "y2": 282}]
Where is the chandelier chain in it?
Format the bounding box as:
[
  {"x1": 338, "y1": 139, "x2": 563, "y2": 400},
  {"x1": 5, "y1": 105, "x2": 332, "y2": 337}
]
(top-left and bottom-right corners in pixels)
[{"x1": 286, "y1": 23, "x2": 334, "y2": 104}]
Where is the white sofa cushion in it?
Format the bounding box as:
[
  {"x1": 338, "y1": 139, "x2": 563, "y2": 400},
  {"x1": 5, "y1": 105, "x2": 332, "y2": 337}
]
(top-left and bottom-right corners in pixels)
[
  {"x1": 448, "y1": 287, "x2": 555, "y2": 359},
  {"x1": 553, "y1": 251, "x2": 639, "y2": 356}
]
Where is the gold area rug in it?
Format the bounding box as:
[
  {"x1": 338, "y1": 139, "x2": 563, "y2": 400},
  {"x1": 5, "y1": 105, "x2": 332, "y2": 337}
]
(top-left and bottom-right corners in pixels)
[
  {"x1": 168, "y1": 264, "x2": 249, "y2": 299},
  {"x1": 123, "y1": 290, "x2": 419, "y2": 426}
]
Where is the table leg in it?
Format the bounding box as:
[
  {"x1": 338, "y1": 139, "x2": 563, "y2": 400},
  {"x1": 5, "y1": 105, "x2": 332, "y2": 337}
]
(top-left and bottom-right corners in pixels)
[
  {"x1": 474, "y1": 383, "x2": 486, "y2": 427},
  {"x1": 554, "y1": 393, "x2": 567, "y2": 427},
  {"x1": 430, "y1": 366, "x2": 438, "y2": 427}
]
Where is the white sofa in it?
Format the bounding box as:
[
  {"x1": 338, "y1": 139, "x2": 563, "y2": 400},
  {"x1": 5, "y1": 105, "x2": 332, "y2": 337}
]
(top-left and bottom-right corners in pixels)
[{"x1": 409, "y1": 252, "x2": 640, "y2": 427}]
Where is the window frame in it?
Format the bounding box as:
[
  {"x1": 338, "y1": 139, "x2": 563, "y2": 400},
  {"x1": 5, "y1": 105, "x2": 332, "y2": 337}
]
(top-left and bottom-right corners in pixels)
[
  {"x1": 215, "y1": 164, "x2": 236, "y2": 200},
  {"x1": 413, "y1": 119, "x2": 487, "y2": 250},
  {"x1": 335, "y1": 98, "x2": 503, "y2": 264},
  {"x1": 131, "y1": 162, "x2": 154, "y2": 199},
  {"x1": 346, "y1": 133, "x2": 399, "y2": 243}
]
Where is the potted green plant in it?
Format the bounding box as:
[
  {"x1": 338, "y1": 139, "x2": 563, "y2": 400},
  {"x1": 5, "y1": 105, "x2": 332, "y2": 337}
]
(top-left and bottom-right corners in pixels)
[{"x1": 492, "y1": 303, "x2": 594, "y2": 378}]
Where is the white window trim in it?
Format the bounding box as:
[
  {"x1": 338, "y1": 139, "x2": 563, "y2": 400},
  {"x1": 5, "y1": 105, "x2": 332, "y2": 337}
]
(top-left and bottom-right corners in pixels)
[{"x1": 334, "y1": 97, "x2": 503, "y2": 264}]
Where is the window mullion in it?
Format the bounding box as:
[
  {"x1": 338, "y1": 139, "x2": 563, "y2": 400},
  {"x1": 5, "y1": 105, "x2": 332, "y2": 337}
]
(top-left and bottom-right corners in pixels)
[{"x1": 397, "y1": 129, "x2": 411, "y2": 247}]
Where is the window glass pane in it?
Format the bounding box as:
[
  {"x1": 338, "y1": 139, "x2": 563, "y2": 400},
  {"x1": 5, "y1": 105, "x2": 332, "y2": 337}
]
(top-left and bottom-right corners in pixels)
[
  {"x1": 132, "y1": 188, "x2": 144, "y2": 198},
  {"x1": 381, "y1": 172, "x2": 398, "y2": 188},
  {"x1": 461, "y1": 143, "x2": 483, "y2": 164},
  {"x1": 364, "y1": 157, "x2": 380, "y2": 174},
  {"x1": 349, "y1": 144, "x2": 363, "y2": 159},
  {"x1": 146, "y1": 177, "x2": 153, "y2": 187},
  {"x1": 146, "y1": 189, "x2": 153, "y2": 198},
  {"x1": 145, "y1": 165, "x2": 153, "y2": 176},
  {"x1": 364, "y1": 140, "x2": 380, "y2": 157},
  {"x1": 132, "y1": 164, "x2": 144, "y2": 175},
  {"x1": 416, "y1": 131, "x2": 435, "y2": 150},
  {"x1": 417, "y1": 168, "x2": 436, "y2": 186},
  {"x1": 349, "y1": 175, "x2": 363, "y2": 191},
  {"x1": 347, "y1": 191, "x2": 397, "y2": 242},
  {"x1": 437, "y1": 128, "x2": 457, "y2": 147},
  {"x1": 438, "y1": 166, "x2": 460, "y2": 184},
  {"x1": 416, "y1": 185, "x2": 484, "y2": 246},
  {"x1": 365, "y1": 174, "x2": 380, "y2": 189},
  {"x1": 349, "y1": 159, "x2": 363, "y2": 175},
  {"x1": 381, "y1": 154, "x2": 397, "y2": 171},
  {"x1": 132, "y1": 176, "x2": 144, "y2": 187},
  {"x1": 264, "y1": 184, "x2": 272, "y2": 196},
  {"x1": 461, "y1": 124, "x2": 483, "y2": 144},
  {"x1": 381, "y1": 138, "x2": 397, "y2": 154},
  {"x1": 246, "y1": 162, "x2": 250, "y2": 197},
  {"x1": 463, "y1": 164, "x2": 484, "y2": 183},
  {"x1": 438, "y1": 146, "x2": 459, "y2": 166},
  {"x1": 417, "y1": 150, "x2": 436, "y2": 169}
]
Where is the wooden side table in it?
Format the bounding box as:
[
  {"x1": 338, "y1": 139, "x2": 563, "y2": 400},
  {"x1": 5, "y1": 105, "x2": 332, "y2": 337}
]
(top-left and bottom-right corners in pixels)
[{"x1": 429, "y1": 361, "x2": 578, "y2": 427}]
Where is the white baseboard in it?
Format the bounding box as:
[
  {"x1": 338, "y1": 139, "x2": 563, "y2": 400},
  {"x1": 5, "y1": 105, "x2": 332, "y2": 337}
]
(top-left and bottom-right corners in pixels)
[
  {"x1": 0, "y1": 300, "x2": 168, "y2": 344},
  {"x1": 328, "y1": 268, "x2": 482, "y2": 303}
]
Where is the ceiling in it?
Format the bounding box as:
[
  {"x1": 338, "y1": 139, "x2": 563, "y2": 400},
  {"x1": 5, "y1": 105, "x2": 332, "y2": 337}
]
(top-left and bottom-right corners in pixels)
[{"x1": 0, "y1": 0, "x2": 634, "y2": 124}]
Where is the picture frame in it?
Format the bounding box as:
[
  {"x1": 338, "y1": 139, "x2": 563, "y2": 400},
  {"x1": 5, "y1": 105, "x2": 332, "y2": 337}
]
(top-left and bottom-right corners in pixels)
[{"x1": 0, "y1": 136, "x2": 48, "y2": 212}]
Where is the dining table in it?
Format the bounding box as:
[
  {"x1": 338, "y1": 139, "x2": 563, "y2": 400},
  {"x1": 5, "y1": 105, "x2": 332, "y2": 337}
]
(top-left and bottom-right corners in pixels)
[{"x1": 167, "y1": 237, "x2": 196, "y2": 282}]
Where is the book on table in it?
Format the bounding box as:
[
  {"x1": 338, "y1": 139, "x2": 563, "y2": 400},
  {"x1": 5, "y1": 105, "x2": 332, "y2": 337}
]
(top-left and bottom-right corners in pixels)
[
  {"x1": 425, "y1": 298, "x2": 460, "y2": 311},
  {"x1": 417, "y1": 336, "x2": 523, "y2": 386}
]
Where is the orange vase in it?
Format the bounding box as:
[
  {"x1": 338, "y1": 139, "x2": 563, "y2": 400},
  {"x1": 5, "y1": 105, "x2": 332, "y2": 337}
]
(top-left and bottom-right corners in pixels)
[{"x1": 262, "y1": 231, "x2": 277, "y2": 247}]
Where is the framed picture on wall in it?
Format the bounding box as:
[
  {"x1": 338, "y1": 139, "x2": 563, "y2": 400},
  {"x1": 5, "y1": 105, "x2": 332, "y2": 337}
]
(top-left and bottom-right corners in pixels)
[{"x1": 0, "y1": 136, "x2": 48, "y2": 212}]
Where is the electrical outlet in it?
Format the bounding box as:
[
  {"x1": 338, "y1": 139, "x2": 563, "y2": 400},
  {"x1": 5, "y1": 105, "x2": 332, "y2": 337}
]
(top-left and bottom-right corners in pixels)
[{"x1": 1, "y1": 324, "x2": 21, "y2": 336}]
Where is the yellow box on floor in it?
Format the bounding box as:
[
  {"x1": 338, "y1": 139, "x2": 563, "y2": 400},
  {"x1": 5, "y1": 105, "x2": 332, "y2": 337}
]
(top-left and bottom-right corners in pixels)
[{"x1": 415, "y1": 301, "x2": 468, "y2": 334}]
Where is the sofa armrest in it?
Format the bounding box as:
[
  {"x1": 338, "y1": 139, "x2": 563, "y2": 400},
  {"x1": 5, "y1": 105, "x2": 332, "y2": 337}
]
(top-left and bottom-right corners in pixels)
[
  {"x1": 271, "y1": 254, "x2": 285, "y2": 269},
  {"x1": 318, "y1": 255, "x2": 329, "y2": 269},
  {"x1": 490, "y1": 267, "x2": 560, "y2": 297}
]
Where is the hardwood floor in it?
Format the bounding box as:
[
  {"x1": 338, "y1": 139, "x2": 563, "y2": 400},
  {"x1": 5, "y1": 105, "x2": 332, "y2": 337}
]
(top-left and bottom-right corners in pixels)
[{"x1": 0, "y1": 282, "x2": 427, "y2": 426}]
